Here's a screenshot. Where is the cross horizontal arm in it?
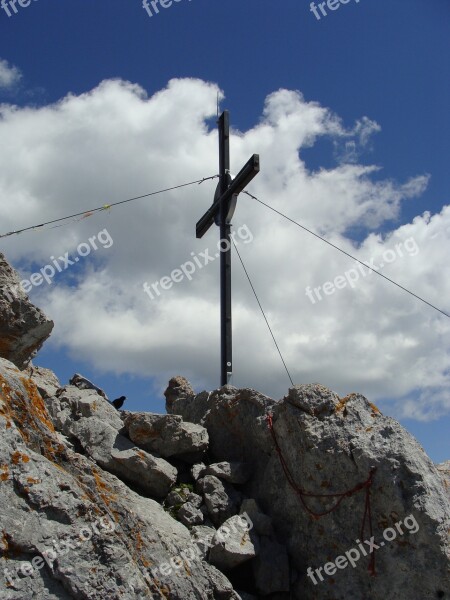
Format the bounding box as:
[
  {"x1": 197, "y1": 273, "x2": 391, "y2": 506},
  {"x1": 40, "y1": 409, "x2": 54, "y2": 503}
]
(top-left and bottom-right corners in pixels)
[{"x1": 196, "y1": 154, "x2": 260, "y2": 239}]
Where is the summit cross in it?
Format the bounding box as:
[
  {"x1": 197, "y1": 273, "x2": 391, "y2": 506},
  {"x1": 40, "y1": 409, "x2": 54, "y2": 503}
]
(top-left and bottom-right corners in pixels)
[{"x1": 196, "y1": 111, "x2": 260, "y2": 386}]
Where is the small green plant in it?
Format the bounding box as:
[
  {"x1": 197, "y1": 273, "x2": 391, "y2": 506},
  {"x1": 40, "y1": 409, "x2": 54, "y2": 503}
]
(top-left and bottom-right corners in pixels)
[{"x1": 163, "y1": 483, "x2": 195, "y2": 519}]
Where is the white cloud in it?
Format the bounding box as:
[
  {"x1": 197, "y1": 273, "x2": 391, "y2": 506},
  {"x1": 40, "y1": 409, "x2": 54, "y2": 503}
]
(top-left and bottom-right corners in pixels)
[
  {"x1": 0, "y1": 58, "x2": 22, "y2": 90},
  {"x1": 0, "y1": 78, "x2": 448, "y2": 421}
]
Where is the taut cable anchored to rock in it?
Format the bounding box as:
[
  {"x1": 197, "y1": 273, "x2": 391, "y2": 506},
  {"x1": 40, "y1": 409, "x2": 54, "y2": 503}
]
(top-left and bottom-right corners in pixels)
[{"x1": 266, "y1": 412, "x2": 377, "y2": 576}]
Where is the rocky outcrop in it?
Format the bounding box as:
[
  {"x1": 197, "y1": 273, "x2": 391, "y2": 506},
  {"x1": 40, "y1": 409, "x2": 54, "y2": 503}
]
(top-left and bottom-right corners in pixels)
[
  {"x1": 69, "y1": 373, "x2": 107, "y2": 399},
  {"x1": 167, "y1": 384, "x2": 450, "y2": 600},
  {"x1": 437, "y1": 461, "x2": 450, "y2": 502},
  {"x1": 1, "y1": 358, "x2": 449, "y2": 599},
  {"x1": 209, "y1": 515, "x2": 259, "y2": 570},
  {"x1": 0, "y1": 358, "x2": 239, "y2": 599},
  {"x1": 123, "y1": 412, "x2": 209, "y2": 461},
  {"x1": 0, "y1": 253, "x2": 54, "y2": 369},
  {"x1": 0, "y1": 254, "x2": 449, "y2": 600},
  {"x1": 45, "y1": 385, "x2": 177, "y2": 498},
  {"x1": 164, "y1": 376, "x2": 195, "y2": 412}
]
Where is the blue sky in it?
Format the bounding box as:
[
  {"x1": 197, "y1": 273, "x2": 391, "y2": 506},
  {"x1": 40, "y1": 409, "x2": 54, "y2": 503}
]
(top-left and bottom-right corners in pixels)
[{"x1": 0, "y1": 0, "x2": 449, "y2": 462}]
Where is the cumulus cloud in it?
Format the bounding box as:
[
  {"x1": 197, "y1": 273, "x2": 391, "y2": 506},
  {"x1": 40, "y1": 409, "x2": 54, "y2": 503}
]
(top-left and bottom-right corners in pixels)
[
  {"x1": 0, "y1": 58, "x2": 22, "y2": 90},
  {"x1": 0, "y1": 77, "x2": 448, "y2": 420}
]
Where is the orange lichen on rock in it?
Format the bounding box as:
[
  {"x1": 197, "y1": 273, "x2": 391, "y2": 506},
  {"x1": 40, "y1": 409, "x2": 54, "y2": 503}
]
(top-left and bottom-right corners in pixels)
[
  {"x1": 134, "y1": 530, "x2": 145, "y2": 552},
  {"x1": 26, "y1": 477, "x2": 40, "y2": 485},
  {"x1": 0, "y1": 374, "x2": 38, "y2": 442},
  {"x1": 0, "y1": 464, "x2": 9, "y2": 482},
  {"x1": 20, "y1": 376, "x2": 55, "y2": 432},
  {"x1": 91, "y1": 469, "x2": 119, "y2": 521},
  {"x1": 11, "y1": 451, "x2": 30, "y2": 465},
  {"x1": 1, "y1": 531, "x2": 9, "y2": 552},
  {"x1": 0, "y1": 372, "x2": 67, "y2": 466},
  {"x1": 0, "y1": 380, "x2": 14, "y2": 417},
  {"x1": 369, "y1": 402, "x2": 380, "y2": 417},
  {"x1": 335, "y1": 395, "x2": 351, "y2": 412}
]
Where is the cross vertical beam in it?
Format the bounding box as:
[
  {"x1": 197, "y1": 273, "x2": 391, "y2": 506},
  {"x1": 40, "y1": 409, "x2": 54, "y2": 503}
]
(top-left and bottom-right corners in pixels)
[
  {"x1": 218, "y1": 112, "x2": 232, "y2": 386},
  {"x1": 196, "y1": 111, "x2": 260, "y2": 387}
]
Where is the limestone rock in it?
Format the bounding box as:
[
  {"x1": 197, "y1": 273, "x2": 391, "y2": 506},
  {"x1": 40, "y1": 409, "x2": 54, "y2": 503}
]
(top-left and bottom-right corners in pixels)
[
  {"x1": 45, "y1": 384, "x2": 123, "y2": 433},
  {"x1": 166, "y1": 490, "x2": 185, "y2": 507},
  {"x1": 191, "y1": 461, "x2": 207, "y2": 481},
  {"x1": 252, "y1": 538, "x2": 290, "y2": 595},
  {"x1": 71, "y1": 415, "x2": 177, "y2": 499},
  {"x1": 240, "y1": 499, "x2": 274, "y2": 536},
  {"x1": 0, "y1": 253, "x2": 54, "y2": 369},
  {"x1": 164, "y1": 375, "x2": 195, "y2": 412},
  {"x1": 209, "y1": 515, "x2": 259, "y2": 570},
  {"x1": 170, "y1": 383, "x2": 450, "y2": 600},
  {"x1": 69, "y1": 373, "x2": 107, "y2": 399},
  {"x1": 44, "y1": 384, "x2": 177, "y2": 498},
  {"x1": 202, "y1": 563, "x2": 242, "y2": 600},
  {"x1": 197, "y1": 475, "x2": 241, "y2": 526},
  {"x1": 167, "y1": 386, "x2": 276, "y2": 461},
  {"x1": 26, "y1": 364, "x2": 61, "y2": 398},
  {"x1": 190, "y1": 525, "x2": 216, "y2": 559},
  {"x1": 123, "y1": 411, "x2": 208, "y2": 460},
  {"x1": 2, "y1": 329, "x2": 449, "y2": 600},
  {"x1": 177, "y1": 502, "x2": 204, "y2": 527},
  {"x1": 0, "y1": 358, "x2": 237, "y2": 599},
  {"x1": 185, "y1": 491, "x2": 203, "y2": 508},
  {"x1": 437, "y1": 461, "x2": 450, "y2": 502},
  {"x1": 205, "y1": 461, "x2": 251, "y2": 484}
]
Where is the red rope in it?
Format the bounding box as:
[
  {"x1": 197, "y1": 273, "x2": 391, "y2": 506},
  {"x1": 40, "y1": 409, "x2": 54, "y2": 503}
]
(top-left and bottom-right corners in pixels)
[{"x1": 266, "y1": 412, "x2": 377, "y2": 575}]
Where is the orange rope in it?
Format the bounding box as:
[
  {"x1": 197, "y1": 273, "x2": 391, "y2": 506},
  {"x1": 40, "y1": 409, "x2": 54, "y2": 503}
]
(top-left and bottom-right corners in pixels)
[{"x1": 266, "y1": 412, "x2": 377, "y2": 575}]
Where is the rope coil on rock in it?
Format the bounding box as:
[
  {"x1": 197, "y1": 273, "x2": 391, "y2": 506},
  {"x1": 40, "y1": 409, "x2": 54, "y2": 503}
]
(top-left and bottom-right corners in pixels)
[{"x1": 266, "y1": 412, "x2": 377, "y2": 576}]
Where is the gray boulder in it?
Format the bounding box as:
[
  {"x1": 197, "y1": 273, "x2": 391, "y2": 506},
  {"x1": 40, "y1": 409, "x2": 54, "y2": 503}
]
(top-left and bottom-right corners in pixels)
[
  {"x1": 0, "y1": 253, "x2": 54, "y2": 369},
  {"x1": 44, "y1": 384, "x2": 177, "y2": 498},
  {"x1": 252, "y1": 538, "x2": 290, "y2": 595},
  {"x1": 197, "y1": 475, "x2": 242, "y2": 526},
  {"x1": 185, "y1": 491, "x2": 203, "y2": 508},
  {"x1": 164, "y1": 375, "x2": 195, "y2": 412},
  {"x1": 209, "y1": 515, "x2": 259, "y2": 570},
  {"x1": 167, "y1": 385, "x2": 276, "y2": 462},
  {"x1": 240, "y1": 499, "x2": 274, "y2": 536},
  {"x1": 177, "y1": 502, "x2": 204, "y2": 527},
  {"x1": 123, "y1": 411, "x2": 208, "y2": 460},
  {"x1": 0, "y1": 358, "x2": 237, "y2": 599},
  {"x1": 69, "y1": 373, "x2": 107, "y2": 399},
  {"x1": 45, "y1": 384, "x2": 123, "y2": 433},
  {"x1": 170, "y1": 383, "x2": 450, "y2": 600},
  {"x1": 205, "y1": 461, "x2": 251, "y2": 484},
  {"x1": 190, "y1": 525, "x2": 216, "y2": 559},
  {"x1": 26, "y1": 364, "x2": 61, "y2": 398},
  {"x1": 191, "y1": 461, "x2": 207, "y2": 481},
  {"x1": 166, "y1": 490, "x2": 185, "y2": 507},
  {"x1": 437, "y1": 461, "x2": 449, "y2": 502},
  {"x1": 72, "y1": 417, "x2": 177, "y2": 498}
]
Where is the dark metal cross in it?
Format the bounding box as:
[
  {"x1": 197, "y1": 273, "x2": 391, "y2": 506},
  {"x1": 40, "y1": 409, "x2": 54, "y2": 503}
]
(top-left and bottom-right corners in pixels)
[{"x1": 196, "y1": 111, "x2": 260, "y2": 386}]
